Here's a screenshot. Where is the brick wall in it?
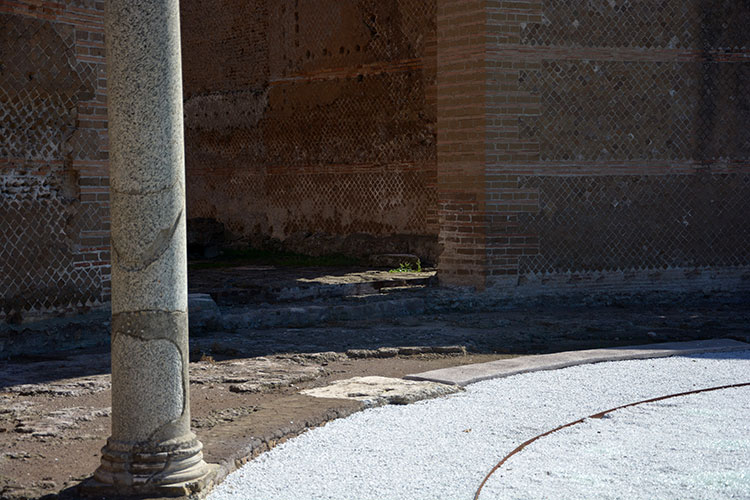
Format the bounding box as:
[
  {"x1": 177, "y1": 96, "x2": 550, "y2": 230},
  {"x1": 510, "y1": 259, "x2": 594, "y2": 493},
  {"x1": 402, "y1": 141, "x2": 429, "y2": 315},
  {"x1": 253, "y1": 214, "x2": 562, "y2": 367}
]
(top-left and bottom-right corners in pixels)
[
  {"x1": 437, "y1": 0, "x2": 750, "y2": 292},
  {"x1": 180, "y1": 0, "x2": 438, "y2": 258},
  {"x1": 436, "y1": 0, "x2": 489, "y2": 286},
  {"x1": 3, "y1": 0, "x2": 749, "y2": 326},
  {"x1": 1, "y1": 0, "x2": 110, "y2": 323}
]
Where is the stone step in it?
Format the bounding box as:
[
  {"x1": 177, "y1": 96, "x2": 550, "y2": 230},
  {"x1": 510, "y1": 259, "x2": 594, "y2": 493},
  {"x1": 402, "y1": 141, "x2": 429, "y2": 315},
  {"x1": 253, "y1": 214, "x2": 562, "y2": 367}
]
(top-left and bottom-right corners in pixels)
[
  {"x1": 187, "y1": 264, "x2": 438, "y2": 330},
  {"x1": 214, "y1": 296, "x2": 428, "y2": 331},
  {"x1": 188, "y1": 266, "x2": 436, "y2": 306}
]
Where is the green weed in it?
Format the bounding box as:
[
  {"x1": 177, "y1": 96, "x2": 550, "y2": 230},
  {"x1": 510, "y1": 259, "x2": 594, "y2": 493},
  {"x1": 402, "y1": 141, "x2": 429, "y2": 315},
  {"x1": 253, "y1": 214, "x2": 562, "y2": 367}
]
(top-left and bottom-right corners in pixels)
[{"x1": 388, "y1": 259, "x2": 422, "y2": 273}]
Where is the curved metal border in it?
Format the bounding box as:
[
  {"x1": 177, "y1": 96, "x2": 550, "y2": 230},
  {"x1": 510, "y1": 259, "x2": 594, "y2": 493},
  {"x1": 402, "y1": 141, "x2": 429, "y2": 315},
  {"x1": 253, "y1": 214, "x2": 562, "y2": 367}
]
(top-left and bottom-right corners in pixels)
[{"x1": 475, "y1": 382, "x2": 750, "y2": 500}]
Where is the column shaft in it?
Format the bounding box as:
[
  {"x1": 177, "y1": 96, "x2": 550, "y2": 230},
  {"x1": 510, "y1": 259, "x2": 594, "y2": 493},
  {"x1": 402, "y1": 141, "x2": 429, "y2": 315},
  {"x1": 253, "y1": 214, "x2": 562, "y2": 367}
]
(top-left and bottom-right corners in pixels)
[{"x1": 83, "y1": 0, "x2": 216, "y2": 496}]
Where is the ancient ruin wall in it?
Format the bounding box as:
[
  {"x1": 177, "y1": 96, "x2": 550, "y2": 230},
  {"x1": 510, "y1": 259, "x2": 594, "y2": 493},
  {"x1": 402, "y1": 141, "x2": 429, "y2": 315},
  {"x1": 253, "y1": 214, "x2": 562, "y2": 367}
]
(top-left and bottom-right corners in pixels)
[
  {"x1": 1, "y1": 1, "x2": 110, "y2": 323},
  {"x1": 482, "y1": 0, "x2": 750, "y2": 291},
  {"x1": 180, "y1": 0, "x2": 438, "y2": 259}
]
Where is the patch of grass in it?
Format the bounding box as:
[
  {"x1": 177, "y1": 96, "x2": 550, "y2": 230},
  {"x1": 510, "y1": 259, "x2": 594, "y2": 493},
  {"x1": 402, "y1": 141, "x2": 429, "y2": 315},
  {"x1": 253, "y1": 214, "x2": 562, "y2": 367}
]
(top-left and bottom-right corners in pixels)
[
  {"x1": 199, "y1": 353, "x2": 215, "y2": 364},
  {"x1": 389, "y1": 259, "x2": 422, "y2": 273},
  {"x1": 188, "y1": 248, "x2": 363, "y2": 270}
]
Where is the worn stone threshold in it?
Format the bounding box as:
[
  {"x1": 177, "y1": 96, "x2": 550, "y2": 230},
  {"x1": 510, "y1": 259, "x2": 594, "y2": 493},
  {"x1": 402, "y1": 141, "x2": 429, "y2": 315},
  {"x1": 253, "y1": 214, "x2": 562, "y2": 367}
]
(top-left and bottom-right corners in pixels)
[{"x1": 405, "y1": 338, "x2": 750, "y2": 386}]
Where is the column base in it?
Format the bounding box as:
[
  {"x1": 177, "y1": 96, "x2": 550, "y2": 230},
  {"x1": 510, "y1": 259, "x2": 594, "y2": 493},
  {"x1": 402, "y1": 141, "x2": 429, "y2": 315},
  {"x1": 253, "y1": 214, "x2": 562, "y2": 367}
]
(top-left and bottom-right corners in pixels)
[{"x1": 80, "y1": 436, "x2": 219, "y2": 498}]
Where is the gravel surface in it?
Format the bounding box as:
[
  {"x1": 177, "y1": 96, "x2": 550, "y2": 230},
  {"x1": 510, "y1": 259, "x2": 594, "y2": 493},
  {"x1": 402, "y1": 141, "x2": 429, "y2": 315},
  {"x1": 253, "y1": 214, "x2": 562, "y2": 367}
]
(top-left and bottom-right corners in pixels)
[
  {"x1": 483, "y1": 386, "x2": 750, "y2": 500},
  {"x1": 208, "y1": 351, "x2": 750, "y2": 500}
]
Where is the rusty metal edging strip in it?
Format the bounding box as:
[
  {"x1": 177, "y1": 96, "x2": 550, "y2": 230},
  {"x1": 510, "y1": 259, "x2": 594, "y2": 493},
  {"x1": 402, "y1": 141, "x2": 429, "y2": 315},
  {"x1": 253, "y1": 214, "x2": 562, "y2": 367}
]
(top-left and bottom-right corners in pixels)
[{"x1": 474, "y1": 382, "x2": 750, "y2": 500}]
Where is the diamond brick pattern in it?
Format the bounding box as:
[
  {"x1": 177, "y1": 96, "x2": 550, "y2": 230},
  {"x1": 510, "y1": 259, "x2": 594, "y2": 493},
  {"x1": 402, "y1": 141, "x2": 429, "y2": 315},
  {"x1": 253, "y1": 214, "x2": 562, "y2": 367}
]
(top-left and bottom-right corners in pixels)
[
  {"x1": 482, "y1": 0, "x2": 750, "y2": 285},
  {"x1": 186, "y1": 167, "x2": 435, "y2": 238},
  {"x1": 0, "y1": 14, "x2": 97, "y2": 161},
  {"x1": 1, "y1": 8, "x2": 108, "y2": 322},
  {"x1": 67, "y1": 128, "x2": 105, "y2": 161},
  {"x1": 265, "y1": 170, "x2": 435, "y2": 235},
  {"x1": 264, "y1": 71, "x2": 435, "y2": 167},
  {"x1": 182, "y1": 0, "x2": 437, "y2": 242},
  {"x1": 360, "y1": 0, "x2": 436, "y2": 60},
  {"x1": 186, "y1": 170, "x2": 266, "y2": 236},
  {"x1": 0, "y1": 197, "x2": 104, "y2": 317},
  {"x1": 519, "y1": 60, "x2": 750, "y2": 162},
  {"x1": 521, "y1": 0, "x2": 750, "y2": 50},
  {"x1": 518, "y1": 174, "x2": 750, "y2": 275}
]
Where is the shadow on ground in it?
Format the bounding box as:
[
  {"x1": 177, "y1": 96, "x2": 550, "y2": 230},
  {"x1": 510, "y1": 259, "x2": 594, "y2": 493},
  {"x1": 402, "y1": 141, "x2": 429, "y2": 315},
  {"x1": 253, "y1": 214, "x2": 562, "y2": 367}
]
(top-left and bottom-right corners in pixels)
[{"x1": 2, "y1": 263, "x2": 749, "y2": 388}]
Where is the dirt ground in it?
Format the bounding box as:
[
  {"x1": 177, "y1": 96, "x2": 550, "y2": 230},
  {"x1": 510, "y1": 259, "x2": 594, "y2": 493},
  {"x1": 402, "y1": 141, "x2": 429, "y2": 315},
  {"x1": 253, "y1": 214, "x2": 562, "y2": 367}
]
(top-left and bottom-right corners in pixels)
[{"x1": 0, "y1": 350, "x2": 507, "y2": 500}]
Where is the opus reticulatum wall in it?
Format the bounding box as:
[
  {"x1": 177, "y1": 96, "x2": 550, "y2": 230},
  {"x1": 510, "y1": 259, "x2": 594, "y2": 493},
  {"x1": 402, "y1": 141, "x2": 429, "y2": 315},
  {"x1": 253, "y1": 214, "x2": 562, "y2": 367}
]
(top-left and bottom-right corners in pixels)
[
  {"x1": 436, "y1": 0, "x2": 750, "y2": 291},
  {"x1": 180, "y1": 0, "x2": 439, "y2": 259},
  {"x1": 2, "y1": 0, "x2": 749, "y2": 324},
  {"x1": 1, "y1": 0, "x2": 110, "y2": 323}
]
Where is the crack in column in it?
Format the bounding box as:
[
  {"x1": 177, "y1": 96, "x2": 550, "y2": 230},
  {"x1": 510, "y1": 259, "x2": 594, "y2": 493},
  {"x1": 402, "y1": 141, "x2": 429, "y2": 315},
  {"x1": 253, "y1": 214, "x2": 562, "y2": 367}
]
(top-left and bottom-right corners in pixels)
[
  {"x1": 114, "y1": 329, "x2": 183, "y2": 353},
  {"x1": 142, "y1": 340, "x2": 189, "y2": 442},
  {"x1": 112, "y1": 209, "x2": 183, "y2": 272}
]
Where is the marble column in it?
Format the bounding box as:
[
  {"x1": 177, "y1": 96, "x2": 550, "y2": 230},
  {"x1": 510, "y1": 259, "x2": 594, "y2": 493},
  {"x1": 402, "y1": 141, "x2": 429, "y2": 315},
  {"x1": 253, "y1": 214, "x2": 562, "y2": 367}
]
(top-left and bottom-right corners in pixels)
[{"x1": 83, "y1": 0, "x2": 216, "y2": 496}]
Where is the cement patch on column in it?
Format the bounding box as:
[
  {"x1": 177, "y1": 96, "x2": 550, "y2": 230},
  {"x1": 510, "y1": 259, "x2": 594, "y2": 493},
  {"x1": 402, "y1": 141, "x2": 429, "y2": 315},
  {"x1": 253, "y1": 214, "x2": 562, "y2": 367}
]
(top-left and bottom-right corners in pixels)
[
  {"x1": 301, "y1": 376, "x2": 463, "y2": 407},
  {"x1": 405, "y1": 339, "x2": 750, "y2": 386}
]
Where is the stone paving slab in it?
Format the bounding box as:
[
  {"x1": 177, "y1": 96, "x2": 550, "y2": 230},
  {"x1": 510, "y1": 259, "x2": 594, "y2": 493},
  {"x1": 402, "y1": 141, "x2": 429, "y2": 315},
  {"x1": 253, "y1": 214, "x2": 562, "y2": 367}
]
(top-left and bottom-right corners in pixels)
[
  {"x1": 404, "y1": 339, "x2": 750, "y2": 386},
  {"x1": 300, "y1": 376, "x2": 463, "y2": 407}
]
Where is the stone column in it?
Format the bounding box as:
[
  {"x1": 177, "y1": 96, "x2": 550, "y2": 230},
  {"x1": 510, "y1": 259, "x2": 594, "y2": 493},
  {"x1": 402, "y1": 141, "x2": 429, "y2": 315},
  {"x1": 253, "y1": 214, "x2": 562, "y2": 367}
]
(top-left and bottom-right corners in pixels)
[{"x1": 83, "y1": 0, "x2": 216, "y2": 496}]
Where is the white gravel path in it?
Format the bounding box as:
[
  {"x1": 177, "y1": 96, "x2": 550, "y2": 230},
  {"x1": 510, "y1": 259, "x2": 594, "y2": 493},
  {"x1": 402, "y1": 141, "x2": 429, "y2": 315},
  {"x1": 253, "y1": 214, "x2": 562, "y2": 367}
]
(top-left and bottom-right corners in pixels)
[
  {"x1": 482, "y1": 386, "x2": 750, "y2": 499},
  {"x1": 208, "y1": 350, "x2": 750, "y2": 500}
]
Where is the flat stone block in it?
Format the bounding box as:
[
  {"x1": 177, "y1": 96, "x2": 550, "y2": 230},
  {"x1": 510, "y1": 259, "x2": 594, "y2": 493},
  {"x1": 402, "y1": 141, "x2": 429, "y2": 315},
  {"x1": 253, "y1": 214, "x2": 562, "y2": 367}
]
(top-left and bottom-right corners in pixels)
[
  {"x1": 301, "y1": 376, "x2": 462, "y2": 407},
  {"x1": 405, "y1": 339, "x2": 750, "y2": 386},
  {"x1": 188, "y1": 293, "x2": 220, "y2": 329}
]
